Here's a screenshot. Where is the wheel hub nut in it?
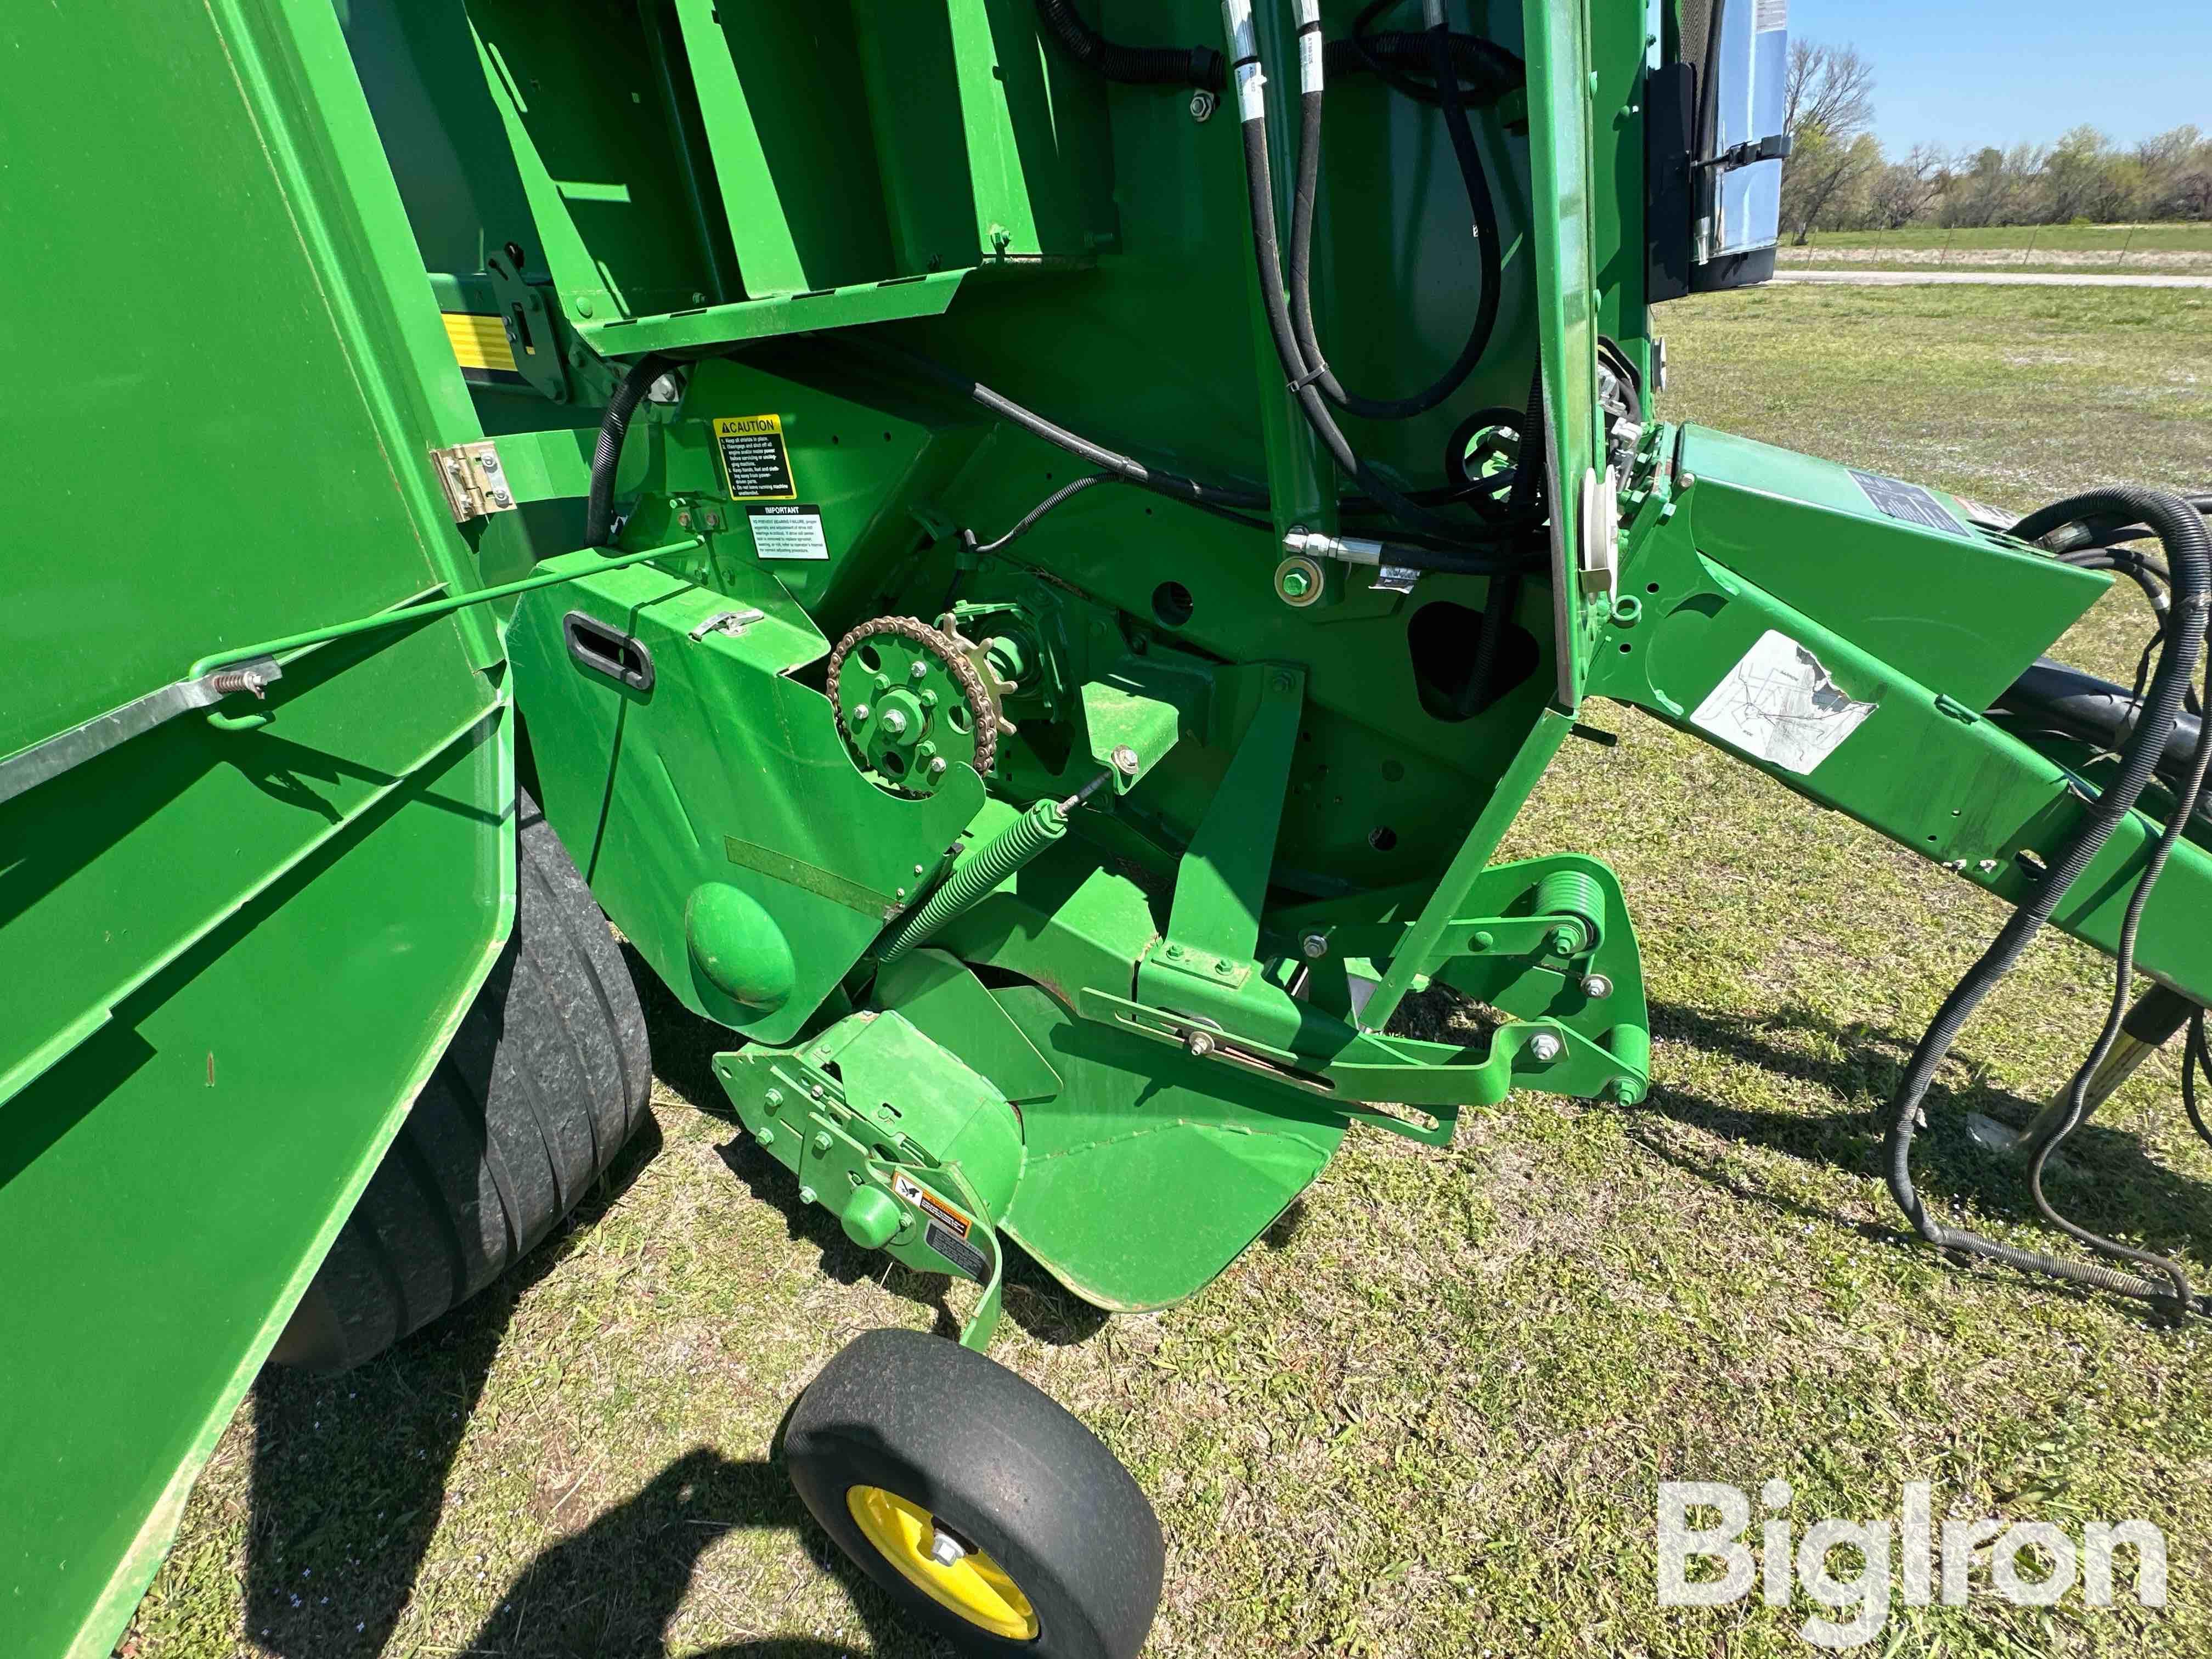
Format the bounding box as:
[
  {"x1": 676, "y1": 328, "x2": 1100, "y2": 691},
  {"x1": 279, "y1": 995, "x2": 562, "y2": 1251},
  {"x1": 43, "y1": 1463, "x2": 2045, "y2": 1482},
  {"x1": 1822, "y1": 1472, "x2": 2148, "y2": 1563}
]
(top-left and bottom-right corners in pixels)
[
  {"x1": 1527, "y1": 1031, "x2": 1564, "y2": 1064},
  {"x1": 928, "y1": 1527, "x2": 969, "y2": 1568}
]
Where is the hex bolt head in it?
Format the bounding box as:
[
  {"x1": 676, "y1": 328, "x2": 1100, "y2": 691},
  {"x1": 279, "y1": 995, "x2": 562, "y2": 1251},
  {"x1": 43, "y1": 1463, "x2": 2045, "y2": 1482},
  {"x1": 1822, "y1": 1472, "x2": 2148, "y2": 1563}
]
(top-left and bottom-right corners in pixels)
[
  {"x1": 1189, "y1": 89, "x2": 1217, "y2": 122},
  {"x1": 1281, "y1": 567, "x2": 1314, "y2": 599},
  {"x1": 853, "y1": 703, "x2": 871, "y2": 723},
  {"x1": 798, "y1": 1184, "x2": 816, "y2": 1205},
  {"x1": 810, "y1": 1131, "x2": 833, "y2": 1154},
  {"x1": 755, "y1": 1125, "x2": 777, "y2": 1147},
  {"x1": 909, "y1": 660, "x2": 930, "y2": 680},
  {"x1": 1186, "y1": 1030, "x2": 1216, "y2": 1058},
  {"x1": 764, "y1": 1088, "x2": 783, "y2": 1108},
  {"x1": 1527, "y1": 1032, "x2": 1564, "y2": 1064},
  {"x1": 880, "y1": 709, "x2": 909, "y2": 737},
  {"x1": 1547, "y1": 926, "x2": 1581, "y2": 956},
  {"x1": 929, "y1": 757, "x2": 949, "y2": 776},
  {"x1": 1111, "y1": 744, "x2": 1141, "y2": 775},
  {"x1": 1301, "y1": 932, "x2": 1329, "y2": 960},
  {"x1": 929, "y1": 1528, "x2": 970, "y2": 1567},
  {"x1": 1581, "y1": 974, "x2": 1614, "y2": 999}
]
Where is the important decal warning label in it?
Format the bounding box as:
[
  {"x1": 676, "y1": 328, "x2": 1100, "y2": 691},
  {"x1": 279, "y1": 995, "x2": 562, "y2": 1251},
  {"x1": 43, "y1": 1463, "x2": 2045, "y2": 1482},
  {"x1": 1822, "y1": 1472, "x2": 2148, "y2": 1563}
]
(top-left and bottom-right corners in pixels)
[
  {"x1": 713, "y1": 413, "x2": 796, "y2": 500},
  {"x1": 1848, "y1": 468, "x2": 1968, "y2": 538},
  {"x1": 746, "y1": 504, "x2": 828, "y2": 561},
  {"x1": 1689, "y1": 629, "x2": 1876, "y2": 775},
  {"x1": 926, "y1": 1223, "x2": 989, "y2": 1283}
]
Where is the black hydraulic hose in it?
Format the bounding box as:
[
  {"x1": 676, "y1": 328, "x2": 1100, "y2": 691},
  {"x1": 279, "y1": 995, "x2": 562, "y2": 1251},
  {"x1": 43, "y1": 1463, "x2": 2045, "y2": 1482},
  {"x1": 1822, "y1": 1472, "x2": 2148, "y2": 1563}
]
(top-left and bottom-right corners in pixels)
[
  {"x1": 1224, "y1": 22, "x2": 1493, "y2": 545},
  {"x1": 1032, "y1": 0, "x2": 1222, "y2": 91},
  {"x1": 1336, "y1": 0, "x2": 1525, "y2": 105},
  {"x1": 1286, "y1": 16, "x2": 1503, "y2": 421},
  {"x1": 1882, "y1": 487, "x2": 2212, "y2": 1312},
  {"x1": 584, "y1": 353, "x2": 672, "y2": 547},
  {"x1": 1997, "y1": 659, "x2": 2205, "y2": 779}
]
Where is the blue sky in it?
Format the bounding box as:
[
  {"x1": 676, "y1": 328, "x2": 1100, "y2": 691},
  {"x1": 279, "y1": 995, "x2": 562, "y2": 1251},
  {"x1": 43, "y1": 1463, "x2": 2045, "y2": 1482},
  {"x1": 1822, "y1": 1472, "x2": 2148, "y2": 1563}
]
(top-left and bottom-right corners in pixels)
[{"x1": 1787, "y1": 0, "x2": 2210, "y2": 155}]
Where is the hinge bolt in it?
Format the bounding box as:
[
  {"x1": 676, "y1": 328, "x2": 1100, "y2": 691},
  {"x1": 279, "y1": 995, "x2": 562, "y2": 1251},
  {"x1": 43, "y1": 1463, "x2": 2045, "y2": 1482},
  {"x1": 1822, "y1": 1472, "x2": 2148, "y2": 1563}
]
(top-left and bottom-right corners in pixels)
[
  {"x1": 1112, "y1": 744, "x2": 1140, "y2": 775},
  {"x1": 1301, "y1": 933, "x2": 1329, "y2": 960},
  {"x1": 1527, "y1": 1032, "x2": 1564, "y2": 1064},
  {"x1": 1185, "y1": 1030, "x2": 1216, "y2": 1058},
  {"x1": 1581, "y1": 974, "x2": 1613, "y2": 999}
]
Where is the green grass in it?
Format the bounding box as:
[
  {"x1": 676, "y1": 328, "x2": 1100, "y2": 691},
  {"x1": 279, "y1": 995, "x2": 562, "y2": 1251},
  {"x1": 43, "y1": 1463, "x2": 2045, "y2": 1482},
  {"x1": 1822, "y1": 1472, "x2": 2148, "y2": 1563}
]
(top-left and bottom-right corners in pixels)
[
  {"x1": 1796, "y1": 224, "x2": 2212, "y2": 255},
  {"x1": 133, "y1": 286, "x2": 2212, "y2": 1659}
]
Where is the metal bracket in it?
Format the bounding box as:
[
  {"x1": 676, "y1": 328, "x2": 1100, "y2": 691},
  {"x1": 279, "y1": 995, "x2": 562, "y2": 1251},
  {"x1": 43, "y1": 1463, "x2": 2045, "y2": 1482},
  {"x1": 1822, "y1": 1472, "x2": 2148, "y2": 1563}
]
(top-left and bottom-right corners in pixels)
[
  {"x1": 431, "y1": 441, "x2": 517, "y2": 524},
  {"x1": 0, "y1": 657, "x2": 283, "y2": 808}
]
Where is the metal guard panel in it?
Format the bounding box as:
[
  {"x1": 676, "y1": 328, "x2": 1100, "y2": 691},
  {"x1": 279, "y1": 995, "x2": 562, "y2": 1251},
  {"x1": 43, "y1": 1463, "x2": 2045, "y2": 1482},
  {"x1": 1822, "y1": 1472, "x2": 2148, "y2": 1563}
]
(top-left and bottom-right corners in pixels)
[
  {"x1": 1677, "y1": 425, "x2": 2107, "y2": 710},
  {"x1": 511, "y1": 562, "x2": 984, "y2": 1046}
]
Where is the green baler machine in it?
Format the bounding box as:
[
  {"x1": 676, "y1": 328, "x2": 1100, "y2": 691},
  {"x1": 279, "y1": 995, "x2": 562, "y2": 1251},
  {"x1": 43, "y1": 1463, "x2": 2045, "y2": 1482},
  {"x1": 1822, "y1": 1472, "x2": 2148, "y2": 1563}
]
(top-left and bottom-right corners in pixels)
[{"x1": 7, "y1": 2, "x2": 2211, "y2": 1655}]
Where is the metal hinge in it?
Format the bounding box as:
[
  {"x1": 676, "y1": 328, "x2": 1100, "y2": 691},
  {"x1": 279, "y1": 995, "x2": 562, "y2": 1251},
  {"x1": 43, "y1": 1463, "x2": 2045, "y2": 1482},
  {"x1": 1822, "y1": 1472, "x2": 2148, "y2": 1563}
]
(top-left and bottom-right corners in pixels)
[{"x1": 431, "y1": 441, "x2": 517, "y2": 523}]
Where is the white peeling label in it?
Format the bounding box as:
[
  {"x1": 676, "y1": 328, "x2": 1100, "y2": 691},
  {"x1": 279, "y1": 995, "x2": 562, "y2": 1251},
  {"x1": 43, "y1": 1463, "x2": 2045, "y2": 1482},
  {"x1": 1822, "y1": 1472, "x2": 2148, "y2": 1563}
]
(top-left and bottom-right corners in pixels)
[
  {"x1": 1299, "y1": 30, "x2": 1324, "y2": 92},
  {"x1": 1689, "y1": 630, "x2": 1874, "y2": 775},
  {"x1": 1234, "y1": 60, "x2": 1267, "y2": 122}
]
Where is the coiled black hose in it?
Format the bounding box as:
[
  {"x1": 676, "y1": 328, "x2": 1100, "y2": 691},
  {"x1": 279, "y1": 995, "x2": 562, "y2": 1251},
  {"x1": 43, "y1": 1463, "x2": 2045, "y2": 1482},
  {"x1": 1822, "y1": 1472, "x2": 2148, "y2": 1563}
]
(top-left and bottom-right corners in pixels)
[
  {"x1": 1883, "y1": 487, "x2": 2212, "y2": 1312},
  {"x1": 1033, "y1": 0, "x2": 1222, "y2": 91},
  {"x1": 584, "y1": 353, "x2": 672, "y2": 547},
  {"x1": 1288, "y1": 16, "x2": 1505, "y2": 421}
]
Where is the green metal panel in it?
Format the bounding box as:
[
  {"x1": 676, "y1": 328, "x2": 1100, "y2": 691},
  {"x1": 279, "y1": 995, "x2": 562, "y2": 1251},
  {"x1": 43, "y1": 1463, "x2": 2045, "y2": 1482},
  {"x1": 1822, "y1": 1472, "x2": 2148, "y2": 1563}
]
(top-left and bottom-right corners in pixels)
[
  {"x1": 1673, "y1": 426, "x2": 2106, "y2": 708},
  {"x1": 1520, "y1": 0, "x2": 1604, "y2": 706},
  {"x1": 0, "y1": 2, "x2": 516, "y2": 1653}
]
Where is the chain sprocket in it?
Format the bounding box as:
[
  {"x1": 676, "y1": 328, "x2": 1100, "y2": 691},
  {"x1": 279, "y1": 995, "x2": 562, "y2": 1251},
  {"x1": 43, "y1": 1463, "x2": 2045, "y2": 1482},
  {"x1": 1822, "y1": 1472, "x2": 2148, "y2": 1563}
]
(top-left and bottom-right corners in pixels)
[{"x1": 827, "y1": 615, "x2": 1000, "y2": 794}]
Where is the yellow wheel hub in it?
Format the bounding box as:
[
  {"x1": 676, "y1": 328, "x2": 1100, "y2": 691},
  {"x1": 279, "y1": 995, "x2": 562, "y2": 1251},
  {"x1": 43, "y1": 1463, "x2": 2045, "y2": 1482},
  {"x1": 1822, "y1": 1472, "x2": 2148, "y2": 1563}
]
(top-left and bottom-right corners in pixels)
[{"x1": 845, "y1": 1485, "x2": 1040, "y2": 1641}]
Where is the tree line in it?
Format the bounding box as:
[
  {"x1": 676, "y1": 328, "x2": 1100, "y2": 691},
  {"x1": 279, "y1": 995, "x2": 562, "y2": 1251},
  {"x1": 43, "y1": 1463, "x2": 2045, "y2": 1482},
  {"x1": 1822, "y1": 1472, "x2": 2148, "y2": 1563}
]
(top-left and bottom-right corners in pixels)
[{"x1": 1778, "y1": 43, "x2": 2212, "y2": 241}]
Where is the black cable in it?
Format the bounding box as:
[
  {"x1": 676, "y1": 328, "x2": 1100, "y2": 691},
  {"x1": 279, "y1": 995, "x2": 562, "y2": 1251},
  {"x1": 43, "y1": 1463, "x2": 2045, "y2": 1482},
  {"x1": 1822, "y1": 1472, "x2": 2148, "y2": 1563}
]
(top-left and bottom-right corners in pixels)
[
  {"x1": 2184, "y1": 1013, "x2": 2212, "y2": 1154},
  {"x1": 585, "y1": 354, "x2": 672, "y2": 547},
  {"x1": 1883, "y1": 487, "x2": 2212, "y2": 1313},
  {"x1": 1328, "y1": 21, "x2": 1523, "y2": 106},
  {"x1": 2025, "y1": 631, "x2": 2212, "y2": 1307},
  {"x1": 1032, "y1": 0, "x2": 1222, "y2": 91},
  {"x1": 1286, "y1": 12, "x2": 1505, "y2": 421},
  {"x1": 969, "y1": 473, "x2": 1119, "y2": 556}
]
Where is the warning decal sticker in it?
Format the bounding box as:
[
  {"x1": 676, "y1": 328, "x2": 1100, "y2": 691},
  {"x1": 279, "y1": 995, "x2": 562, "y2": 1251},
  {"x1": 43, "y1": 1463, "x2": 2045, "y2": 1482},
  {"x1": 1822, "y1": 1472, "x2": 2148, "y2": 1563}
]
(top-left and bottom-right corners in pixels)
[
  {"x1": 713, "y1": 414, "x2": 797, "y2": 500},
  {"x1": 1689, "y1": 629, "x2": 1876, "y2": 775},
  {"x1": 892, "y1": 1171, "x2": 973, "y2": 1239},
  {"x1": 747, "y1": 504, "x2": 828, "y2": 561},
  {"x1": 1848, "y1": 468, "x2": 1968, "y2": 538},
  {"x1": 926, "y1": 1223, "x2": 989, "y2": 1283}
]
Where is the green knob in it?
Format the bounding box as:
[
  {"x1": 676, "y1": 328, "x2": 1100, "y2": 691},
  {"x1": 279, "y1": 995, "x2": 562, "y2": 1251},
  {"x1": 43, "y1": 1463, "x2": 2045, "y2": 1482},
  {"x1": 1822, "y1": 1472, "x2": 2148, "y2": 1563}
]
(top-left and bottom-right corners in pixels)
[
  {"x1": 1280, "y1": 568, "x2": 1313, "y2": 599},
  {"x1": 842, "y1": 1184, "x2": 903, "y2": 1250}
]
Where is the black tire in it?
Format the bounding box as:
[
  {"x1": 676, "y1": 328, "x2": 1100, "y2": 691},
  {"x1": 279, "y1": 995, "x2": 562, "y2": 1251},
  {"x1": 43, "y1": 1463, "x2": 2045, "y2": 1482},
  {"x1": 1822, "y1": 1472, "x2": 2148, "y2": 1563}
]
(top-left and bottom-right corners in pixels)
[
  {"x1": 786, "y1": 1328, "x2": 1164, "y2": 1659},
  {"x1": 269, "y1": 790, "x2": 651, "y2": 1372}
]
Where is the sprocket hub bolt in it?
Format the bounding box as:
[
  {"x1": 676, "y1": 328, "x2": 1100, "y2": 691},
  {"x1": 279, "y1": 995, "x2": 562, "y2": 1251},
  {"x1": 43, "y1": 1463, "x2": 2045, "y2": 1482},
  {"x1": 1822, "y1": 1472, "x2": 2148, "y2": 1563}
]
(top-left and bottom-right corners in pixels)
[
  {"x1": 880, "y1": 709, "x2": 908, "y2": 737},
  {"x1": 909, "y1": 660, "x2": 929, "y2": 680},
  {"x1": 929, "y1": 757, "x2": 949, "y2": 776}
]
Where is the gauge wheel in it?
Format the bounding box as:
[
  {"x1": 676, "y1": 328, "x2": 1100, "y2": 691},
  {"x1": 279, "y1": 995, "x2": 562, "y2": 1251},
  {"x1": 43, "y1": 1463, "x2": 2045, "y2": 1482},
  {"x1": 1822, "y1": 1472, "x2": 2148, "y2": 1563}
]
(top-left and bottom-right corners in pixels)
[{"x1": 785, "y1": 1328, "x2": 1163, "y2": 1658}]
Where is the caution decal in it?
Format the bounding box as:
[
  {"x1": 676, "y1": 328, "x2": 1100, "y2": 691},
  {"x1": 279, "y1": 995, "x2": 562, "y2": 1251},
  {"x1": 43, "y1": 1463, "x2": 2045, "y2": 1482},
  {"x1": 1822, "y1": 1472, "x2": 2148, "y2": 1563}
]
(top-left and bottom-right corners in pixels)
[{"x1": 713, "y1": 414, "x2": 798, "y2": 501}]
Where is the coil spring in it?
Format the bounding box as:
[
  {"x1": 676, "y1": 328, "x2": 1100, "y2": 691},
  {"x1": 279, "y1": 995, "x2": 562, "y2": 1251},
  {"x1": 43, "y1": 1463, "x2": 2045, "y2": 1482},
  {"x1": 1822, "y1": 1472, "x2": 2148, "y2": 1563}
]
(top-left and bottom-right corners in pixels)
[
  {"x1": 1534, "y1": 867, "x2": 1605, "y2": 956},
  {"x1": 878, "y1": 798, "x2": 1068, "y2": 962}
]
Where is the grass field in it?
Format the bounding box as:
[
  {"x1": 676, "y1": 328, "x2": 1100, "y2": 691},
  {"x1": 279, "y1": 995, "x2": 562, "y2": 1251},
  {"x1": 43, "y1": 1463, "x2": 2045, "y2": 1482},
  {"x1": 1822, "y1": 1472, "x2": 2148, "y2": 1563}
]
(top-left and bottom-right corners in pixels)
[
  {"x1": 131, "y1": 283, "x2": 2212, "y2": 1658},
  {"x1": 1776, "y1": 222, "x2": 2212, "y2": 278}
]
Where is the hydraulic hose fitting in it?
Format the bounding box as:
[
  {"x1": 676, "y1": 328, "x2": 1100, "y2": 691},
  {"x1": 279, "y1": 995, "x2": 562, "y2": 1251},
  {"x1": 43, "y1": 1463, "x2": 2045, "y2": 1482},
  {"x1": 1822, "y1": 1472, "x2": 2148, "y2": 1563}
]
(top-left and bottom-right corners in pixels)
[{"x1": 1283, "y1": 528, "x2": 1386, "y2": 567}]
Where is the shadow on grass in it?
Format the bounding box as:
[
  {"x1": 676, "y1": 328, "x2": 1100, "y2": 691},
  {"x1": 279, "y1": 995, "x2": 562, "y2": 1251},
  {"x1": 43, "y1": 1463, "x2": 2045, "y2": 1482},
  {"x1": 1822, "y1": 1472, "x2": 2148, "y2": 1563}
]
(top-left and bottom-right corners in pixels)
[{"x1": 1632, "y1": 999, "x2": 2212, "y2": 1279}]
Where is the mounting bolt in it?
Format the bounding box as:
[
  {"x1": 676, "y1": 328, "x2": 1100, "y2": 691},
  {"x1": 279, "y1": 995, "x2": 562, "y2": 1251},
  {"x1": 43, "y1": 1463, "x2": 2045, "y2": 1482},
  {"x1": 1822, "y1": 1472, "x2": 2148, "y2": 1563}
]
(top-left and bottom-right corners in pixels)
[
  {"x1": 678, "y1": 512, "x2": 693, "y2": 529},
  {"x1": 913, "y1": 864, "x2": 925, "y2": 876},
  {"x1": 909, "y1": 660, "x2": 929, "y2": 680},
  {"x1": 1613, "y1": 1077, "x2": 1646, "y2": 1107},
  {"x1": 1210, "y1": 958, "x2": 1234, "y2": 979},
  {"x1": 1581, "y1": 974, "x2": 1613, "y2": 999},
  {"x1": 1111, "y1": 744, "x2": 1140, "y2": 776},
  {"x1": 755, "y1": 1125, "x2": 776, "y2": 1146},
  {"x1": 929, "y1": 757, "x2": 949, "y2": 776},
  {"x1": 811, "y1": 1131, "x2": 833, "y2": 1154},
  {"x1": 1189, "y1": 88, "x2": 1217, "y2": 122},
  {"x1": 1186, "y1": 1030, "x2": 1216, "y2": 1058},
  {"x1": 929, "y1": 1528, "x2": 970, "y2": 1568},
  {"x1": 809, "y1": 1083, "x2": 825, "y2": 1100},
  {"x1": 798, "y1": 1184, "x2": 816, "y2": 1205},
  {"x1": 1281, "y1": 567, "x2": 1313, "y2": 599},
  {"x1": 1677, "y1": 471, "x2": 1696, "y2": 489},
  {"x1": 1470, "y1": 930, "x2": 1494, "y2": 952},
  {"x1": 1527, "y1": 1032, "x2": 1564, "y2": 1064},
  {"x1": 853, "y1": 703, "x2": 871, "y2": 723},
  {"x1": 880, "y1": 709, "x2": 909, "y2": 737},
  {"x1": 1548, "y1": 926, "x2": 1581, "y2": 956},
  {"x1": 1301, "y1": 933, "x2": 1329, "y2": 960},
  {"x1": 1163, "y1": 943, "x2": 1184, "y2": 959}
]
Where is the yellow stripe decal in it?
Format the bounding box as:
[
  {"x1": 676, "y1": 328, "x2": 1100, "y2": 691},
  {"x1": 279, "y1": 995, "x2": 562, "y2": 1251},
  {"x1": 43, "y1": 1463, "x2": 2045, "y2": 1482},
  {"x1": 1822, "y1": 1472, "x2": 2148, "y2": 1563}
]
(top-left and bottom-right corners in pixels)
[{"x1": 442, "y1": 312, "x2": 518, "y2": 374}]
